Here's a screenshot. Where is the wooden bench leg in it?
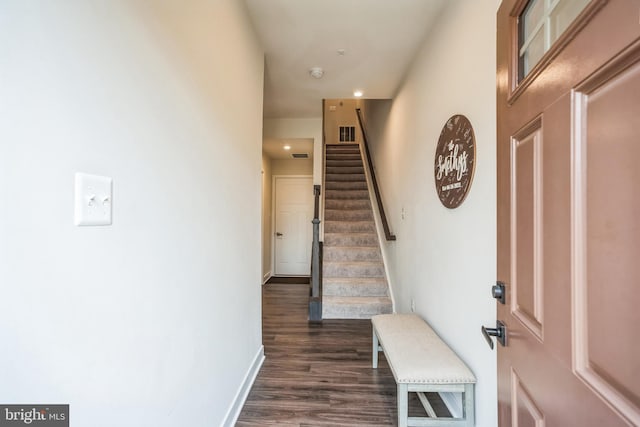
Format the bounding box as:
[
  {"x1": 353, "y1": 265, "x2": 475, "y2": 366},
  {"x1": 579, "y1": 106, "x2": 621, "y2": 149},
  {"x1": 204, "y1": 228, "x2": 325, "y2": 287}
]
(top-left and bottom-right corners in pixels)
[
  {"x1": 464, "y1": 383, "x2": 475, "y2": 427},
  {"x1": 372, "y1": 327, "x2": 379, "y2": 369},
  {"x1": 397, "y1": 383, "x2": 408, "y2": 427}
]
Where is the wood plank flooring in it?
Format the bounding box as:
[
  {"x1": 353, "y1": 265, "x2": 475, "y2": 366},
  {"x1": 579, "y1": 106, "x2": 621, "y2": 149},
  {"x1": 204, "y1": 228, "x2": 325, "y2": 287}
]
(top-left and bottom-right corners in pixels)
[{"x1": 235, "y1": 283, "x2": 450, "y2": 426}]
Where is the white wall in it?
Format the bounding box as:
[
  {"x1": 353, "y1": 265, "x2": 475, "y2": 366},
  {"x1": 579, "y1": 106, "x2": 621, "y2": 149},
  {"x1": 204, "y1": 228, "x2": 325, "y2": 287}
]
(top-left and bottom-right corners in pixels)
[
  {"x1": 366, "y1": 1, "x2": 497, "y2": 425},
  {"x1": 271, "y1": 159, "x2": 313, "y2": 176},
  {"x1": 262, "y1": 154, "x2": 273, "y2": 282},
  {"x1": 263, "y1": 118, "x2": 323, "y2": 185},
  {"x1": 323, "y1": 99, "x2": 363, "y2": 145},
  {"x1": 0, "y1": 1, "x2": 264, "y2": 426}
]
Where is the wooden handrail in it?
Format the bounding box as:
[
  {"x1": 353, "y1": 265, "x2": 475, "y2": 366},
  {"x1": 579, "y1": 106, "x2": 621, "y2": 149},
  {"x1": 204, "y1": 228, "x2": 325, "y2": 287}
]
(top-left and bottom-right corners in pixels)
[
  {"x1": 355, "y1": 108, "x2": 396, "y2": 241},
  {"x1": 309, "y1": 184, "x2": 323, "y2": 322}
]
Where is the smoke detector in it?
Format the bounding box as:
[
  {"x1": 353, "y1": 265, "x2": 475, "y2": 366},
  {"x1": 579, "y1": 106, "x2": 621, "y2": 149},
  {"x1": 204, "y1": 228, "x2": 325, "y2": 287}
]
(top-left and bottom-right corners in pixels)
[{"x1": 309, "y1": 67, "x2": 324, "y2": 79}]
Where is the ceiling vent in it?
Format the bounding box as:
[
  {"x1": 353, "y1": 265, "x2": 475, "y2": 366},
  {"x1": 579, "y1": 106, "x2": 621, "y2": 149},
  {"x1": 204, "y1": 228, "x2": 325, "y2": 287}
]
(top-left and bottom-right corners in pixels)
[{"x1": 291, "y1": 153, "x2": 309, "y2": 159}]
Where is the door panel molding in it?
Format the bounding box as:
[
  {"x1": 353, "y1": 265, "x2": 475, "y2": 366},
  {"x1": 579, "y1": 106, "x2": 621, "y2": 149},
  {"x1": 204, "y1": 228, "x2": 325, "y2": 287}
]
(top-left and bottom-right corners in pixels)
[
  {"x1": 510, "y1": 368, "x2": 545, "y2": 427},
  {"x1": 510, "y1": 116, "x2": 544, "y2": 341},
  {"x1": 571, "y1": 40, "x2": 640, "y2": 425}
]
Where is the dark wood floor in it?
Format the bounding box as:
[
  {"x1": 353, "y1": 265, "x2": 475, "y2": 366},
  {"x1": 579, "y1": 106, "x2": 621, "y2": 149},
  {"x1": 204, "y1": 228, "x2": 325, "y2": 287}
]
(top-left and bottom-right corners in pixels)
[{"x1": 235, "y1": 283, "x2": 449, "y2": 426}]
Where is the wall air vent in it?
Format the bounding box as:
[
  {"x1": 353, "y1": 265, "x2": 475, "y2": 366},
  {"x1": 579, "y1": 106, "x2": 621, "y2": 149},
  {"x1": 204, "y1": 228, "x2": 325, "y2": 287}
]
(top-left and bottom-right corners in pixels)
[
  {"x1": 291, "y1": 153, "x2": 309, "y2": 159},
  {"x1": 339, "y1": 126, "x2": 356, "y2": 142}
]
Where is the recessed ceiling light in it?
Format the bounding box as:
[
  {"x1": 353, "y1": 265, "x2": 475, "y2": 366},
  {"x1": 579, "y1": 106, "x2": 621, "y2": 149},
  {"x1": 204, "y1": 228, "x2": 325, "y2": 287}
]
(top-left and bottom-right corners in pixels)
[
  {"x1": 354, "y1": 90, "x2": 363, "y2": 97},
  {"x1": 283, "y1": 145, "x2": 291, "y2": 150}
]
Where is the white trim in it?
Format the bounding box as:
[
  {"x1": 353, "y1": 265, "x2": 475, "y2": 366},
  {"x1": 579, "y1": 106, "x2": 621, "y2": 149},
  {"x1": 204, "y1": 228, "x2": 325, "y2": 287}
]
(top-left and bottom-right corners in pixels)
[
  {"x1": 358, "y1": 141, "x2": 396, "y2": 312},
  {"x1": 262, "y1": 271, "x2": 272, "y2": 285},
  {"x1": 221, "y1": 345, "x2": 265, "y2": 427},
  {"x1": 439, "y1": 392, "x2": 463, "y2": 419}
]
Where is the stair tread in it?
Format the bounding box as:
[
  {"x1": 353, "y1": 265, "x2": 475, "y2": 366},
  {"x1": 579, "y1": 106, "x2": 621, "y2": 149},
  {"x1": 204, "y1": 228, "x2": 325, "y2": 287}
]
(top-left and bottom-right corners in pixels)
[
  {"x1": 325, "y1": 194, "x2": 370, "y2": 198},
  {"x1": 324, "y1": 245, "x2": 380, "y2": 251},
  {"x1": 324, "y1": 239, "x2": 378, "y2": 247},
  {"x1": 325, "y1": 181, "x2": 368, "y2": 187},
  {"x1": 325, "y1": 175, "x2": 366, "y2": 179},
  {"x1": 324, "y1": 211, "x2": 372, "y2": 215},
  {"x1": 323, "y1": 296, "x2": 392, "y2": 305},
  {"x1": 324, "y1": 211, "x2": 373, "y2": 220},
  {"x1": 324, "y1": 219, "x2": 373, "y2": 227},
  {"x1": 323, "y1": 259, "x2": 383, "y2": 265},
  {"x1": 324, "y1": 232, "x2": 377, "y2": 236},
  {"x1": 324, "y1": 276, "x2": 387, "y2": 283},
  {"x1": 324, "y1": 222, "x2": 376, "y2": 233},
  {"x1": 324, "y1": 205, "x2": 371, "y2": 210},
  {"x1": 326, "y1": 161, "x2": 363, "y2": 166}
]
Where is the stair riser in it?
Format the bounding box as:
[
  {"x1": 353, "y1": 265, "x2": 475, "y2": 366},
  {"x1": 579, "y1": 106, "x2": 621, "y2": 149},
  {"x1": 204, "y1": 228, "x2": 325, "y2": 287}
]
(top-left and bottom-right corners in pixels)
[
  {"x1": 323, "y1": 246, "x2": 382, "y2": 262},
  {"x1": 324, "y1": 233, "x2": 377, "y2": 246},
  {"x1": 324, "y1": 221, "x2": 376, "y2": 233},
  {"x1": 325, "y1": 166, "x2": 365, "y2": 175},
  {"x1": 326, "y1": 145, "x2": 359, "y2": 151},
  {"x1": 326, "y1": 160, "x2": 363, "y2": 168},
  {"x1": 323, "y1": 263, "x2": 385, "y2": 278},
  {"x1": 325, "y1": 173, "x2": 366, "y2": 182},
  {"x1": 324, "y1": 181, "x2": 368, "y2": 191},
  {"x1": 325, "y1": 190, "x2": 369, "y2": 199},
  {"x1": 324, "y1": 199, "x2": 371, "y2": 210},
  {"x1": 323, "y1": 282, "x2": 388, "y2": 297},
  {"x1": 322, "y1": 301, "x2": 392, "y2": 319},
  {"x1": 324, "y1": 210, "x2": 373, "y2": 221},
  {"x1": 326, "y1": 154, "x2": 362, "y2": 161}
]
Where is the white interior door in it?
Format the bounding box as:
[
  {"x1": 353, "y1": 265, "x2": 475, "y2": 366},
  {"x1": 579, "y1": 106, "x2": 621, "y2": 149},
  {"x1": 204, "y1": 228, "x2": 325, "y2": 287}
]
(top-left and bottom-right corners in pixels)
[{"x1": 274, "y1": 176, "x2": 313, "y2": 276}]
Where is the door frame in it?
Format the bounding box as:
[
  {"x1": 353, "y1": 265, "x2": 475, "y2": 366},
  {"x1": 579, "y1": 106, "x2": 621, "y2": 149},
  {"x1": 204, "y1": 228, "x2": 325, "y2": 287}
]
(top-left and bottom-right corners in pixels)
[{"x1": 271, "y1": 174, "x2": 313, "y2": 277}]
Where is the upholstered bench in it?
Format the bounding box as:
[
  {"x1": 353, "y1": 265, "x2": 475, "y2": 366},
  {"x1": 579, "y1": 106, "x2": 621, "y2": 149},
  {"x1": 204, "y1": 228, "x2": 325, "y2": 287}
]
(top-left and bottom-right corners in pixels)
[{"x1": 371, "y1": 314, "x2": 476, "y2": 427}]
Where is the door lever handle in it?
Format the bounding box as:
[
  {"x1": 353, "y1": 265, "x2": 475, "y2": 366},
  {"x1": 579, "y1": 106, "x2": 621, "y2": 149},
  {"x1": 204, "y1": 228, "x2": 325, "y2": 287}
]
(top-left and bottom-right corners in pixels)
[
  {"x1": 481, "y1": 320, "x2": 507, "y2": 350},
  {"x1": 276, "y1": 232, "x2": 283, "y2": 237}
]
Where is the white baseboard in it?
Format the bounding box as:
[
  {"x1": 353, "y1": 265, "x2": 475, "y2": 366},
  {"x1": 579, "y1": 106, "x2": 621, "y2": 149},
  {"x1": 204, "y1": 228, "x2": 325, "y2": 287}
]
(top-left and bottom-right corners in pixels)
[
  {"x1": 439, "y1": 391, "x2": 463, "y2": 419},
  {"x1": 262, "y1": 271, "x2": 272, "y2": 285},
  {"x1": 222, "y1": 345, "x2": 265, "y2": 427}
]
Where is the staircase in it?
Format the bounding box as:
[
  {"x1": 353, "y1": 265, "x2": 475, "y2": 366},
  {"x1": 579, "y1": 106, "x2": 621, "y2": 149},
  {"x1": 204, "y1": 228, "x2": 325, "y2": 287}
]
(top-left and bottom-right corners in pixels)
[{"x1": 322, "y1": 144, "x2": 392, "y2": 319}]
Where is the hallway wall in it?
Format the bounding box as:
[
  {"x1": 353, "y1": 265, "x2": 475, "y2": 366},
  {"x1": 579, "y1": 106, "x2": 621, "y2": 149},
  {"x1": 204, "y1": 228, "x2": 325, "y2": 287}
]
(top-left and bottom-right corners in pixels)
[
  {"x1": 262, "y1": 154, "x2": 273, "y2": 282},
  {"x1": 364, "y1": 0, "x2": 498, "y2": 424},
  {"x1": 0, "y1": 1, "x2": 264, "y2": 426},
  {"x1": 263, "y1": 118, "x2": 323, "y2": 185},
  {"x1": 271, "y1": 158, "x2": 313, "y2": 176}
]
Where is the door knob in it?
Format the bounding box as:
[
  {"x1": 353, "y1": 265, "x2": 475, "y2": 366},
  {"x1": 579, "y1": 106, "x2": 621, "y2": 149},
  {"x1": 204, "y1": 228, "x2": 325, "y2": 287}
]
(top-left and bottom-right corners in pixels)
[
  {"x1": 492, "y1": 281, "x2": 506, "y2": 304},
  {"x1": 276, "y1": 232, "x2": 283, "y2": 237},
  {"x1": 481, "y1": 320, "x2": 506, "y2": 350}
]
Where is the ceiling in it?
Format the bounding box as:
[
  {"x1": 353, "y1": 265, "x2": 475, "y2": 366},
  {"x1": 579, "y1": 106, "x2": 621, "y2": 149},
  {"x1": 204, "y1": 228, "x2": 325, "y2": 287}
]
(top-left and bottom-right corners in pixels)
[
  {"x1": 244, "y1": 0, "x2": 447, "y2": 119},
  {"x1": 263, "y1": 138, "x2": 314, "y2": 160}
]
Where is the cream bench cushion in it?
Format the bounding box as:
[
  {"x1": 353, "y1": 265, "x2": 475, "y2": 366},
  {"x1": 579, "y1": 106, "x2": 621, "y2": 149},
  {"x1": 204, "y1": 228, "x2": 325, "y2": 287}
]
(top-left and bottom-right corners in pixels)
[
  {"x1": 372, "y1": 314, "x2": 476, "y2": 384},
  {"x1": 372, "y1": 313, "x2": 476, "y2": 427}
]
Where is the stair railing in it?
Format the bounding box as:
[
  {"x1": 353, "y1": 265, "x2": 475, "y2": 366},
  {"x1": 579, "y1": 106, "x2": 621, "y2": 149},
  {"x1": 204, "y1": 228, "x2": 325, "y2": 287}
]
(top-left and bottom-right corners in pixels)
[
  {"x1": 355, "y1": 108, "x2": 396, "y2": 241},
  {"x1": 309, "y1": 184, "x2": 323, "y2": 322}
]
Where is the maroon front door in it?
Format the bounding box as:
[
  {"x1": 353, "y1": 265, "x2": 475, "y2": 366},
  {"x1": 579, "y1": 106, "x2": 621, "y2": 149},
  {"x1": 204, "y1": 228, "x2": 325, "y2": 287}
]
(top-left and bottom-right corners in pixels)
[{"x1": 497, "y1": 0, "x2": 640, "y2": 425}]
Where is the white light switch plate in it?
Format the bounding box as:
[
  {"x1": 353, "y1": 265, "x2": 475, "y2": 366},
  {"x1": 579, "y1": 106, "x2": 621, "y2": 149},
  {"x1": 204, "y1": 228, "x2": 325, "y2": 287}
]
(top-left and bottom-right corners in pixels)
[{"x1": 74, "y1": 173, "x2": 112, "y2": 226}]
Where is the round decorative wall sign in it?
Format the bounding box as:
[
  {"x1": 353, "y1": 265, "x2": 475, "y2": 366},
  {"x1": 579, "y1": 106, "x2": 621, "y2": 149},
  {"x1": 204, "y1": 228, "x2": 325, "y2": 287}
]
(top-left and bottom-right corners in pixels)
[{"x1": 434, "y1": 115, "x2": 476, "y2": 209}]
